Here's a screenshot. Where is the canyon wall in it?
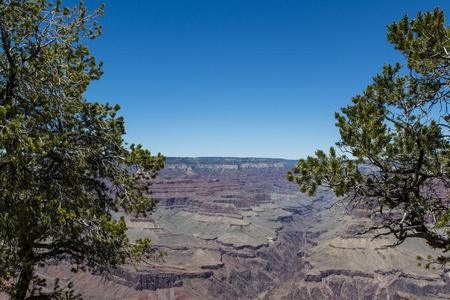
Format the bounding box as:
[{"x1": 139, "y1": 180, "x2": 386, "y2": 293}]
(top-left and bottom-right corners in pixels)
[{"x1": 37, "y1": 157, "x2": 450, "y2": 299}]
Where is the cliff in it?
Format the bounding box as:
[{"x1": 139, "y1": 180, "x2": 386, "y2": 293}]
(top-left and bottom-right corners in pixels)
[{"x1": 36, "y1": 157, "x2": 450, "y2": 299}]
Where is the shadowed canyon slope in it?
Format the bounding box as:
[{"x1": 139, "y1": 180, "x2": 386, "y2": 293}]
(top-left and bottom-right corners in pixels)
[{"x1": 38, "y1": 158, "x2": 450, "y2": 299}]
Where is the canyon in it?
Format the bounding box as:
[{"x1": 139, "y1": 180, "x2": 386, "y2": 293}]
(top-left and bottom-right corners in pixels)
[{"x1": 38, "y1": 157, "x2": 450, "y2": 299}]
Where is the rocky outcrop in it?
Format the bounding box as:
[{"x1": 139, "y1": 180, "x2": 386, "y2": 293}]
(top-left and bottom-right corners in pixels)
[
  {"x1": 304, "y1": 269, "x2": 375, "y2": 282},
  {"x1": 36, "y1": 157, "x2": 450, "y2": 300},
  {"x1": 285, "y1": 269, "x2": 450, "y2": 300}
]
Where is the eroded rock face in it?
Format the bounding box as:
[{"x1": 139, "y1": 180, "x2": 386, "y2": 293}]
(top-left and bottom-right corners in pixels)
[
  {"x1": 282, "y1": 210, "x2": 450, "y2": 300},
  {"x1": 37, "y1": 158, "x2": 450, "y2": 299}
]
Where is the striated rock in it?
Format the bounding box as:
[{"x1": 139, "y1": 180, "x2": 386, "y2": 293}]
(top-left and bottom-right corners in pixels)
[
  {"x1": 304, "y1": 269, "x2": 374, "y2": 282},
  {"x1": 35, "y1": 157, "x2": 450, "y2": 300}
]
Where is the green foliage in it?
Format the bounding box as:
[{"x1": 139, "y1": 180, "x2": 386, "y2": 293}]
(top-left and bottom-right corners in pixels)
[
  {"x1": 0, "y1": 1, "x2": 165, "y2": 298},
  {"x1": 288, "y1": 7, "x2": 450, "y2": 267}
]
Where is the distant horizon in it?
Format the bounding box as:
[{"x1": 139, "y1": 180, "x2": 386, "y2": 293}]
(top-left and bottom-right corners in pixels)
[{"x1": 164, "y1": 156, "x2": 299, "y2": 160}]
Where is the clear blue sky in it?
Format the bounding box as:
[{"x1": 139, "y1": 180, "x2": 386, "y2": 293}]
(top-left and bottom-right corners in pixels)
[{"x1": 80, "y1": 0, "x2": 450, "y2": 159}]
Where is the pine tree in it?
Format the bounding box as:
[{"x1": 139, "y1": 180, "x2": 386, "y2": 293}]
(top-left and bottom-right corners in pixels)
[
  {"x1": 0, "y1": 1, "x2": 165, "y2": 298},
  {"x1": 288, "y1": 7, "x2": 450, "y2": 267}
]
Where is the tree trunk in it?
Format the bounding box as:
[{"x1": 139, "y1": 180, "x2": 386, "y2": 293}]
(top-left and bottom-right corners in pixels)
[{"x1": 12, "y1": 247, "x2": 35, "y2": 300}]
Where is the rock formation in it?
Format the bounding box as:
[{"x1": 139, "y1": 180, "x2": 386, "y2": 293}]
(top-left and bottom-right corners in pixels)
[{"x1": 36, "y1": 157, "x2": 450, "y2": 299}]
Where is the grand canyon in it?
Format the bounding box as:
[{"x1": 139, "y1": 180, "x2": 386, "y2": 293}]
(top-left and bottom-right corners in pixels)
[{"x1": 38, "y1": 157, "x2": 450, "y2": 299}]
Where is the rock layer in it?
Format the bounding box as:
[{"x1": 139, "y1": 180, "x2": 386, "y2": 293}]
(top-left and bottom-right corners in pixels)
[{"x1": 36, "y1": 157, "x2": 450, "y2": 299}]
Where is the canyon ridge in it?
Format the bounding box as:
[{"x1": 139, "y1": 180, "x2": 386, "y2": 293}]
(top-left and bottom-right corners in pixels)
[{"x1": 37, "y1": 157, "x2": 450, "y2": 299}]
